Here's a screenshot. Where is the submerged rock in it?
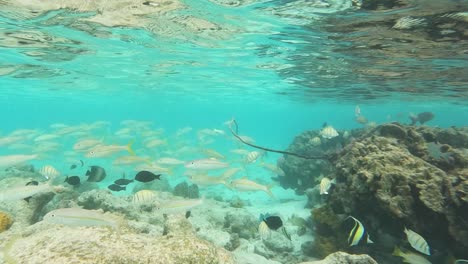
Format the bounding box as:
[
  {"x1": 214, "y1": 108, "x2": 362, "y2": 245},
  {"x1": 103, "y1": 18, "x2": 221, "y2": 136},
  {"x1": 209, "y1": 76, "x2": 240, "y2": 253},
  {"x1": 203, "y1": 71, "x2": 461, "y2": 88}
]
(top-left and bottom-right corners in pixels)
[
  {"x1": 284, "y1": 124, "x2": 468, "y2": 260},
  {"x1": 5, "y1": 215, "x2": 235, "y2": 263},
  {"x1": 300, "y1": 251, "x2": 377, "y2": 264}
]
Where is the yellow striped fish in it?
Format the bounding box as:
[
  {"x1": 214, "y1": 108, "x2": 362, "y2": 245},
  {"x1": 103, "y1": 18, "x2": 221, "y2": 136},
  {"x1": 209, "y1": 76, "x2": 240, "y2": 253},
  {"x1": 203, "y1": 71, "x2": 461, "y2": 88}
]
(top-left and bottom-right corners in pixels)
[
  {"x1": 38, "y1": 165, "x2": 60, "y2": 180},
  {"x1": 319, "y1": 177, "x2": 335, "y2": 195},
  {"x1": 132, "y1": 190, "x2": 156, "y2": 205},
  {"x1": 320, "y1": 125, "x2": 339, "y2": 139},
  {"x1": 258, "y1": 221, "x2": 271, "y2": 240},
  {"x1": 347, "y1": 216, "x2": 373, "y2": 246},
  {"x1": 404, "y1": 227, "x2": 431, "y2": 255}
]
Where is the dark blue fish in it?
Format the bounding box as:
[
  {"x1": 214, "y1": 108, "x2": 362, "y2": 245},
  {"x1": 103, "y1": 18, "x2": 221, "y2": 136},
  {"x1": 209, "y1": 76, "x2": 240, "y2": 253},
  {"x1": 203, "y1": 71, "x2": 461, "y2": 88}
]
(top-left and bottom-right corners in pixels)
[
  {"x1": 114, "y1": 178, "x2": 134, "y2": 185},
  {"x1": 108, "y1": 184, "x2": 126, "y2": 192},
  {"x1": 64, "y1": 176, "x2": 81, "y2": 186},
  {"x1": 135, "y1": 171, "x2": 161, "y2": 183}
]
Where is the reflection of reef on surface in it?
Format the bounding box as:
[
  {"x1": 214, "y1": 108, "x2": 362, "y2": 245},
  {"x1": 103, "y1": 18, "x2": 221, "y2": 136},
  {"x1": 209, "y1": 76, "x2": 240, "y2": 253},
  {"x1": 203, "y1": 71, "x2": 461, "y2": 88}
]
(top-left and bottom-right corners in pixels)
[
  {"x1": 273, "y1": 0, "x2": 468, "y2": 101},
  {"x1": 281, "y1": 123, "x2": 468, "y2": 261}
]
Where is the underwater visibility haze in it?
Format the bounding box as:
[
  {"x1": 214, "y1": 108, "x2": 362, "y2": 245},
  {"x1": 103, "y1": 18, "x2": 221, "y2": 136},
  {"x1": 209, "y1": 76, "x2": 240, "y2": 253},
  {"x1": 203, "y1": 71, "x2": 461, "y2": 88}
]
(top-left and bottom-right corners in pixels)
[{"x1": 0, "y1": 0, "x2": 467, "y2": 263}]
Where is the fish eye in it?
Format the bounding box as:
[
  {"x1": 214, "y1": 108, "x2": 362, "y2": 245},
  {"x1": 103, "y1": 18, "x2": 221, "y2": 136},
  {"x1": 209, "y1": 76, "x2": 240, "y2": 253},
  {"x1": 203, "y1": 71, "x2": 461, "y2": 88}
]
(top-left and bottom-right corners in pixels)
[{"x1": 51, "y1": 214, "x2": 55, "y2": 217}]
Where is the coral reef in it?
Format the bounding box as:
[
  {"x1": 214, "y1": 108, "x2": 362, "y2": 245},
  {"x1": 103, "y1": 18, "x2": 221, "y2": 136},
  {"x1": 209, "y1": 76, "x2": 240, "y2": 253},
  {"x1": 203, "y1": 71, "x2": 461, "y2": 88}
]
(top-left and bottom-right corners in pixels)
[
  {"x1": 173, "y1": 181, "x2": 200, "y2": 198},
  {"x1": 307, "y1": 205, "x2": 348, "y2": 258},
  {"x1": 278, "y1": 130, "x2": 352, "y2": 194},
  {"x1": 331, "y1": 124, "x2": 468, "y2": 254},
  {"x1": 0, "y1": 211, "x2": 13, "y2": 233},
  {"x1": 299, "y1": 251, "x2": 378, "y2": 264},
  {"x1": 282, "y1": 124, "x2": 468, "y2": 261},
  {"x1": 5, "y1": 215, "x2": 235, "y2": 264}
]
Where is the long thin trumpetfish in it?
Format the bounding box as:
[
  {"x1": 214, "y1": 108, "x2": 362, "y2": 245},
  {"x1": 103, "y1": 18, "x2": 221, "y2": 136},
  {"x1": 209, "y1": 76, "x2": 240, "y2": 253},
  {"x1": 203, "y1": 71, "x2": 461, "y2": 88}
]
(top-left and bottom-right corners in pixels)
[
  {"x1": 227, "y1": 119, "x2": 331, "y2": 160},
  {"x1": 228, "y1": 119, "x2": 379, "y2": 160}
]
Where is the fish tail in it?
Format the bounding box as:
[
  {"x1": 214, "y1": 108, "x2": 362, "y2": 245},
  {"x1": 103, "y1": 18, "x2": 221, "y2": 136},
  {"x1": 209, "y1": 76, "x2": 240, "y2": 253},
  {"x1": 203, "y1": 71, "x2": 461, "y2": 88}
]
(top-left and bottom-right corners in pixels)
[
  {"x1": 409, "y1": 115, "x2": 418, "y2": 125},
  {"x1": 127, "y1": 141, "x2": 136, "y2": 156},
  {"x1": 392, "y1": 246, "x2": 402, "y2": 257},
  {"x1": 265, "y1": 184, "x2": 275, "y2": 198}
]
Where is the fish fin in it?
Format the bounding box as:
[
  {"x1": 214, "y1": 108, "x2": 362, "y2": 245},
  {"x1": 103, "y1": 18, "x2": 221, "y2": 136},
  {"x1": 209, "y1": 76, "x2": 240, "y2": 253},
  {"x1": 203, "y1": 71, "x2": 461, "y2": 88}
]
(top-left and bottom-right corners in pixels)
[
  {"x1": 220, "y1": 168, "x2": 240, "y2": 180},
  {"x1": 127, "y1": 141, "x2": 136, "y2": 156},
  {"x1": 331, "y1": 178, "x2": 336, "y2": 184},
  {"x1": 222, "y1": 181, "x2": 233, "y2": 190},
  {"x1": 324, "y1": 191, "x2": 328, "y2": 195},
  {"x1": 367, "y1": 236, "x2": 374, "y2": 244},
  {"x1": 281, "y1": 226, "x2": 291, "y2": 241},
  {"x1": 392, "y1": 246, "x2": 403, "y2": 257},
  {"x1": 265, "y1": 184, "x2": 275, "y2": 198}
]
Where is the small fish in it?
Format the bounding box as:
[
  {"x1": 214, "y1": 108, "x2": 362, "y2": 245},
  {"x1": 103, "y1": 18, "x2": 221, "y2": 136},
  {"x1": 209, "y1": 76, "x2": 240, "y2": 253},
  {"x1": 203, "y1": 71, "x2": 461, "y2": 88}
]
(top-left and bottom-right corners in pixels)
[
  {"x1": 259, "y1": 162, "x2": 285, "y2": 177},
  {"x1": 309, "y1": 137, "x2": 321, "y2": 146},
  {"x1": 187, "y1": 168, "x2": 240, "y2": 187},
  {"x1": 393, "y1": 246, "x2": 431, "y2": 264},
  {"x1": 25, "y1": 180, "x2": 39, "y2": 186},
  {"x1": 73, "y1": 139, "x2": 102, "y2": 151},
  {"x1": 320, "y1": 125, "x2": 339, "y2": 139},
  {"x1": 0, "y1": 184, "x2": 59, "y2": 202},
  {"x1": 64, "y1": 176, "x2": 81, "y2": 186},
  {"x1": 85, "y1": 142, "x2": 135, "y2": 158},
  {"x1": 202, "y1": 149, "x2": 225, "y2": 160},
  {"x1": 108, "y1": 184, "x2": 126, "y2": 192},
  {"x1": 156, "y1": 197, "x2": 204, "y2": 214},
  {"x1": 355, "y1": 115, "x2": 368, "y2": 125},
  {"x1": 135, "y1": 171, "x2": 161, "y2": 182},
  {"x1": 410, "y1": 112, "x2": 434, "y2": 125},
  {"x1": 319, "y1": 177, "x2": 335, "y2": 195},
  {"x1": 142, "y1": 1, "x2": 160, "y2": 6},
  {"x1": 134, "y1": 163, "x2": 172, "y2": 174},
  {"x1": 175, "y1": 127, "x2": 192, "y2": 137},
  {"x1": 184, "y1": 158, "x2": 229, "y2": 170},
  {"x1": 259, "y1": 215, "x2": 291, "y2": 241},
  {"x1": 260, "y1": 213, "x2": 283, "y2": 230},
  {"x1": 230, "y1": 177, "x2": 274, "y2": 197},
  {"x1": 258, "y1": 221, "x2": 271, "y2": 240},
  {"x1": 347, "y1": 216, "x2": 373, "y2": 246},
  {"x1": 230, "y1": 148, "x2": 250, "y2": 156},
  {"x1": 0, "y1": 154, "x2": 38, "y2": 168},
  {"x1": 69, "y1": 160, "x2": 84, "y2": 170},
  {"x1": 86, "y1": 166, "x2": 107, "y2": 182},
  {"x1": 156, "y1": 157, "x2": 185, "y2": 165},
  {"x1": 43, "y1": 208, "x2": 121, "y2": 230},
  {"x1": 244, "y1": 151, "x2": 263, "y2": 163},
  {"x1": 144, "y1": 138, "x2": 166, "y2": 148},
  {"x1": 34, "y1": 134, "x2": 59, "y2": 142},
  {"x1": 404, "y1": 227, "x2": 431, "y2": 255},
  {"x1": 24, "y1": 180, "x2": 39, "y2": 202},
  {"x1": 185, "y1": 211, "x2": 191, "y2": 218},
  {"x1": 113, "y1": 155, "x2": 150, "y2": 165},
  {"x1": 132, "y1": 190, "x2": 156, "y2": 205},
  {"x1": 114, "y1": 178, "x2": 134, "y2": 185},
  {"x1": 455, "y1": 260, "x2": 468, "y2": 264},
  {"x1": 355, "y1": 105, "x2": 361, "y2": 117},
  {"x1": 238, "y1": 135, "x2": 255, "y2": 144},
  {"x1": 38, "y1": 165, "x2": 60, "y2": 180}
]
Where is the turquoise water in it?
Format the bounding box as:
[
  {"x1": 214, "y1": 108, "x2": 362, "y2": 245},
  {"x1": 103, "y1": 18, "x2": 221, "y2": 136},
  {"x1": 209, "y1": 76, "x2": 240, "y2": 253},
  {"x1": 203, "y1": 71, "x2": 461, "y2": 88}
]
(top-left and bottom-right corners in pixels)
[{"x1": 0, "y1": 0, "x2": 467, "y2": 263}]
